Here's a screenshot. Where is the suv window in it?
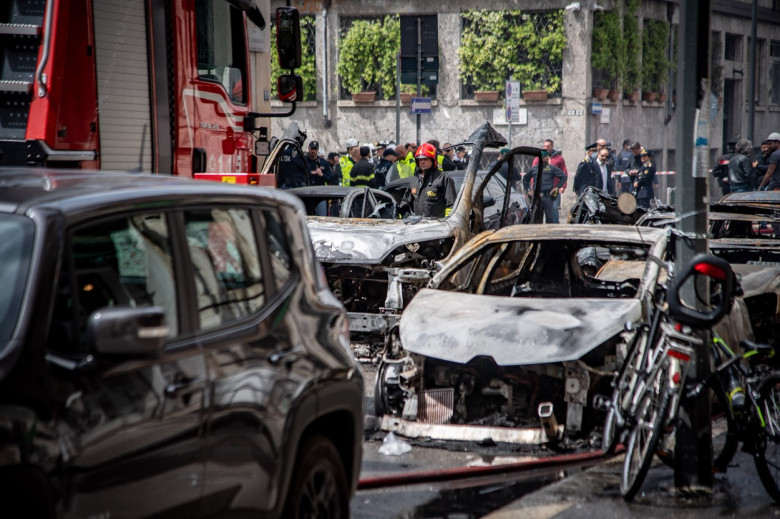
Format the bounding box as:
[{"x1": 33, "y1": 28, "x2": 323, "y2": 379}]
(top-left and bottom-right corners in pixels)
[
  {"x1": 184, "y1": 208, "x2": 265, "y2": 329},
  {"x1": 0, "y1": 215, "x2": 34, "y2": 348},
  {"x1": 262, "y1": 209, "x2": 293, "y2": 288},
  {"x1": 49, "y1": 213, "x2": 176, "y2": 354}
]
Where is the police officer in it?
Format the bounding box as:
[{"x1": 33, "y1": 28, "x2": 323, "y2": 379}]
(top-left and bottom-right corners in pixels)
[
  {"x1": 305, "y1": 140, "x2": 335, "y2": 186},
  {"x1": 633, "y1": 148, "x2": 656, "y2": 209},
  {"x1": 522, "y1": 150, "x2": 567, "y2": 223},
  {"x1": 278, "y1": 140, "x2": 308, "y2": 189},
  {"x1": 374, "y1": 147, "x2": 397, "y2": 188},
  {"x1": 337, "y1": 138, "x2": 359, "y2": 186},
  {"x1": 399, "y1": 142, "x2": 457, "y2": 218},
  {"x1": 573, "y1": 143, "x2": 601, "y2": 195}
]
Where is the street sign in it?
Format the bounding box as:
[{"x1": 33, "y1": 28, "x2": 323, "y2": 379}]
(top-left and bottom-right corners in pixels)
[
  {"x1": 590, "y1": 101, "x2": 603, "y2": 114},
  {"x1": 410, "y1": 97, "x2": 432, "y2": 114},
  {"x1": 505, "y1": 80, "x2": 520, "y2": 122}
]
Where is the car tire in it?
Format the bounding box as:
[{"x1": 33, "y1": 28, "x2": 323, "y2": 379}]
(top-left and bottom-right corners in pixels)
[{"x1": 283, "y1": 435, "x2": 349, "y2": 519}]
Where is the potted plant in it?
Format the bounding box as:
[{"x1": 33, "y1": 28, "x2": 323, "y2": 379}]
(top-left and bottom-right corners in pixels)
[
  {"x1": 641, "y1": 19, "x2": 670, "y2": 103},
  {"x1": 591, "y1": 10, "x2": 624, "y2": 101},
  {"x1": 622, "y1": 2, "x2": 641, "y2": 101},
  {"x1": 459, "y1": 10, "x2": 564, "y2": 100},
  {"x1": 337, "y1": 16, "x2": 400, "y2": 101},
  {"x1": 522, "y1": 82, "x2": 548, "y2": 101}
]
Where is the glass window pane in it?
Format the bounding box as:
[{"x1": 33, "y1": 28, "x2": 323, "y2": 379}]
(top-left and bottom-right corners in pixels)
[
  {"x1": 195, "y1": 0, "x2": 247, "y2": 104},
  {"x1": 262, "y1": 209, "x2": 292, "y2": 289},
  {"x1": 50, "y1": 214, "x2": 176, "y2": 353},
  {"x1": 185, "y1": 208, "x2": 264, "y2": 330},
  {"x1": 0, "y1": 215, "x2": 34, "y2": 349}
]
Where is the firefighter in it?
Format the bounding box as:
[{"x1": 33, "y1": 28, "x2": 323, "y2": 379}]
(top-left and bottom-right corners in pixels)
[
  {"x1": 337, "y1": 138, "x2": 359, "y2": 186},
  {"x1": 277, "y1": 136, "x2": 308, "y2": 189},
  {"x1": 398, "y1": 143, "x2": 457, "y2": 218}
]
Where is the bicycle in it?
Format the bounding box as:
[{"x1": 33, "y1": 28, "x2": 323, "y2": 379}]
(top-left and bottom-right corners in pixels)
[{"x1": 615, "y1": 253, "x2": 780, "y2": 502}]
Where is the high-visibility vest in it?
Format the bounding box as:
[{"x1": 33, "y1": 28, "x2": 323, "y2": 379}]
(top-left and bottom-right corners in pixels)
[
  {"x1": 339, "y1": 156, "x2": 355, "y2": 185},
  {"x1": 397, "y1": 152, "x2": 415, "y2": 178},
  {"x1": 437, "y1": 154, "x2": 445, "y2": 171}
]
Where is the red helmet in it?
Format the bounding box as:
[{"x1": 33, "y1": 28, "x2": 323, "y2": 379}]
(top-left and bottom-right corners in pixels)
[{"x1": 414, "y1": 142, "x2": 438, "y2": 169}]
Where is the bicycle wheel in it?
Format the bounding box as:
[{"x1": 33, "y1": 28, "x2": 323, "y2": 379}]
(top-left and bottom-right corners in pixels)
[
  {"x1": 754, "y1": 373, "x2": 780, "y2": 503},
  {"x1": 655, "y1": 379, "x2": 739, "y2": 473},
  {"x1": 603, "y1": 327, "x2": 649, "y2": 453},
  {"x1": 621, "y1": 365, "x2": 671, "y2": 501}
]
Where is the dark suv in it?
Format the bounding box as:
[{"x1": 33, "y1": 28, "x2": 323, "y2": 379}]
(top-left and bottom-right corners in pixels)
[{"x1": 0, "y1": 170, "x2": 363, "y2": 518}]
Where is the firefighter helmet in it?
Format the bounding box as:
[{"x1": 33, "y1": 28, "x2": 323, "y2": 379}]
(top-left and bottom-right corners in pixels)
[
  {"x1": 414, "y1": 142, "x2": 438, "y2": 168},
  {"x1": 345, "y1": 138, "x2": 359, "y2": 148}
]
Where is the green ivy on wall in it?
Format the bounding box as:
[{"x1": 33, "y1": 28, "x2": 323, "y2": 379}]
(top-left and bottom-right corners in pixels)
[
  {"x1": 642, "y1": 19, "x2": 670, "y2": 93},
  {"x1": 336, "y1": 16, "x2": 400, "y2": 98},
  {"x1": 458, "y1": 9, "x2": 565, "y2": 95},
  {"x1": 271, "y1": 15, "x2": 317, "y2": 101},
  {"x1": 592, "y1": 10, "x2": 625, "y2": 90},
  {"x1": 622, "y1": 0, "x2": 641, "y2": 93}
]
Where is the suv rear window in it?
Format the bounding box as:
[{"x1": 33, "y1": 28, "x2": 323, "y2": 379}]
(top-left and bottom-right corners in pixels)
[{"x1": 0, "y1": 215, "x2": 34, "y2": 348}]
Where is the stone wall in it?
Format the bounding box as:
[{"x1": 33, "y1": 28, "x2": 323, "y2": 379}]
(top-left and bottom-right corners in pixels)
[{"x1": 267, "y1": 0, "x2": 779, "y2": 207}]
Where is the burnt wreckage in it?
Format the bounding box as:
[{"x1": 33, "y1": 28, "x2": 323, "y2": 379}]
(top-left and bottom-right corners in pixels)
[{"x1": 298, "y1": 123, "x2": 544, "y2": 353}]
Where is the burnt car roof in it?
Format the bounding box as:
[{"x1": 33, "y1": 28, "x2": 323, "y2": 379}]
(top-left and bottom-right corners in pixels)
[
  {"x1": 289, "y1": 185, "x2": 383, "y2": 197},
  {"x1": 718, "y1": 191, "x2": 780, "y2": 205},
  {"x1": 0, "y1": 168, "x2": 304, "y2": 216}
]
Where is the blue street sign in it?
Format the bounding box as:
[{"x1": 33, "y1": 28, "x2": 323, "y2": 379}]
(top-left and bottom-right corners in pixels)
[
  {"x1": 590, "y1": 102, "x2": 602, "y2": 114},
  {"x1": 410, "y1": 97, "x2": 432, "y2": 114}
]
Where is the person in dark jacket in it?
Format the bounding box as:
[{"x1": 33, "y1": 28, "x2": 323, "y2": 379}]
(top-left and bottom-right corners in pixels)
[
  {"x1": 633, "y1": 148, "x2": 656, "y2": 209},
  {"x1": 278, "y1": 142, "x2": 308, "y2": 189},
  {"x1": 488, "y1": 148, "x2": 522, "y2": 188},
  {"x1": 304, "y1": 140, "x2": 336, "y2": 186},
  {"x1": 374, "y1": 148, "x2": 397, "y2": 188},
  {"x1": 727, "y1": 139, "x2": 756, "y2": 193},
  {"x1": 573, "y1": 143, "x2": 602, "y2": 195},
  {"x1": 350, "y1": 145, "x2": 376, "y2": 187},
  {"x1": 399, "y1": 142, "x2": 457, "y2": 218},
  {"x1": 713, "y1": 139, "x2": 738, "y2": 196},
  {"x1": 523, "y1": 150, "x2": 567, "y2": 223}
]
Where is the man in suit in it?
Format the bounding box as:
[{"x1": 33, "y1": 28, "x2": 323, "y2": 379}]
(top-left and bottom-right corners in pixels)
[
  {"x1": 594, "y1": 147, "x2": 615, "y2": 195},
  {"x1": 573, "y1": 143, "x2": 602, "y2": 195}
]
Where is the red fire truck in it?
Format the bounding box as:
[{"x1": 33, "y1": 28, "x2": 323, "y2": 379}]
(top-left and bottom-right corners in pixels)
[{"x1": 0, "y1": 0, "x2": 300, "y2": 184}]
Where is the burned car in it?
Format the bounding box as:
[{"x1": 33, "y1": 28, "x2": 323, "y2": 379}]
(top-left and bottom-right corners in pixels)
[
  {"x1": 264, "y1": 122, "x2": 544, "y2": 354},
  {"x1": 374, "y1": 224, "x2": 675, "y2": 445},
  {"x1": 289, "y1": 185, "x2": 397, "y2": 219}
]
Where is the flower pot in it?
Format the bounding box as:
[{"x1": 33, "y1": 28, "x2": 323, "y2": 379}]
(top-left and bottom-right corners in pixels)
[
  {"x1": 352, "y1": 91, "x2": 376, "y2": 103},
  {"x1": 657, "y1": 93, "x2": 668, "y2": 103},
  {"x1": 474, "y1": 90, "x2": 500, "y2": 102},
  {"x1": 607, "y1": 90, "x2": 620, "y2": 101},
  {"x1": 593, "y1": 87, "x2": 609, "y2": 100},
  {"x1": 522, "y1": 89, "x2": 548, "y2": 101},
  {"x1": 400, "y1": 92, "x2": 412, "y2": 104},
  {"x1": 642, "y1": 92, "x2": 658, "y2": 103},
  {"x1": 623, "y1": 91, "x2": 640, "y2": 102}
]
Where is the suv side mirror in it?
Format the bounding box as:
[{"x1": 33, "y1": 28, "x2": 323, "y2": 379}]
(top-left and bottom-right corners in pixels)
[
  {"x1": 276, "y1": 7, "x2": 301, "y2": 69},
  {"x1": 86, "y1": 306, "x2": 169, "y2": 358}
]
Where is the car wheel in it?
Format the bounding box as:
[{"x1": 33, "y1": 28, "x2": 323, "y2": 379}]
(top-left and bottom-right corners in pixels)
[
  {"x1": 283, "y1": 435, "x2": 349, "y2": 519},
  {"x1": 374, "y1": 361, "x2": 389, "y2": 417}
]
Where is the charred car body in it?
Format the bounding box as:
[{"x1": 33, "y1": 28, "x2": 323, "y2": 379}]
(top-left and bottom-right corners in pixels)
[
  {"x1": 265, "y1": 123, "x2": 544, "y2": 353},
  {"x1": 374, "y1": 224, "x2": 674, "y2": 445}
]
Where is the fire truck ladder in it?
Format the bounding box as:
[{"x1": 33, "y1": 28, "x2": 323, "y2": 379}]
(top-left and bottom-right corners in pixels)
[{"x1": 0, "y1": 0, "x2": 44, "y2": 164}]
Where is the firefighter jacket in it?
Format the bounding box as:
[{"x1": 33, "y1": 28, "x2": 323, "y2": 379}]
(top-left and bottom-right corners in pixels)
[
  {"x1": 338, "y1": 155, "x2": 355, "y2": 185},
  {"x1": 399, "y1": 168, "x2": 457, "y2": 218}
]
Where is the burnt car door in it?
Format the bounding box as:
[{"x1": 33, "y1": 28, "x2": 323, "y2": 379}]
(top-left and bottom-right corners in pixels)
[{"x1": 45, "y1": 212, "x2": 209, "y2": 517}]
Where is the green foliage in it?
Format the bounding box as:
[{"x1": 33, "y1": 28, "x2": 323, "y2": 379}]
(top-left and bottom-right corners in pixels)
[
  {"x1": 622, "y1": 13, "x2": 640, "y2": 92},
  {"x1": 592, "y1": 10, "x2": 625, "y2": 89},
  {"x1": 336, "y1": 16, "x2": 401, "y2": 98},
  {"x1": 271, "y1": 15, "x2": 317, "y2": 101},
  {"x1": 641, "y1": 19, "x2": 670, "y2": 92},
  {"x1": 458, "y1": 10, "x2": 565, "y2": 95}
]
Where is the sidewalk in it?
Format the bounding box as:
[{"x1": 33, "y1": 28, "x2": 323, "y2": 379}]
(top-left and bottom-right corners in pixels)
[{"x1": 485, "y1": 449, "x2": 780, "y2": 518}]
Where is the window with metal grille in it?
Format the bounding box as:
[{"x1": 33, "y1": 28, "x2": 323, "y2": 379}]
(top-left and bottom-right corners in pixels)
[
  {"x1": 746, "y1": 38, "x2": 764, "y2": 105},
  {"x1": 337, "y1": 16, "x2": 434, "y2": 101},
  {"x1": 771, "y1": 40, "x2": 780, "y2": 105},
  {"x1": 271, "y1": 14, "x2": 316, "y2": 101},
  {"x1": 459, "y1": 10, "x2": 564, "y2": 100}
]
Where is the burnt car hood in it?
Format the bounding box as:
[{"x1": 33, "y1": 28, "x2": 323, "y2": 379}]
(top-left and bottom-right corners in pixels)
[
  {"x1": 399, "y1": 288, "x2": 642, "y2": 365},
  {"x1": 307, "y1": 216, "x2": 455, "y2": 264}
]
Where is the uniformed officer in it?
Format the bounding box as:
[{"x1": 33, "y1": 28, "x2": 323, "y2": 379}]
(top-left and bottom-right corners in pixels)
[
  {"x1": 278, "y1": 141, "x2": 308, "y2": 189},
  {"x1": 398, "y1": 142, "x2": 457, "y2": 218},
  {"x1": 633, "y1": 148, "x2": 656, "y2": 209},
  {"x1": 304, "y1": 140, "x2": 335, "y2": 186},
  {"x1": 573, "y1": 143, "x2": 602, "y2": 195}
]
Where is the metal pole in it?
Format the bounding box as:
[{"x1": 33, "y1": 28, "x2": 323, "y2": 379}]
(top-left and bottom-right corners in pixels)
[
  {"x1": 396, "y1": 53, "x2": 401, "y2": 144},
  {"x1": 416, "y1": 17, "x2": 421, "y2": 145},
  {"x1": 674, "y1": 0, "x2": 712, "y2": 494},
  {"x1": 748, "y1": 0, "x2": 757, "y2": 142}
]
